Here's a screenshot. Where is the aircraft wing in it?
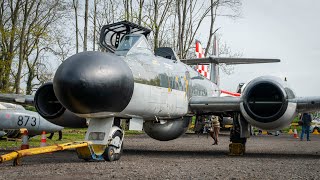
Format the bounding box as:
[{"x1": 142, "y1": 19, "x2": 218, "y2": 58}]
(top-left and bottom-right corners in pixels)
[
  {"x1": 291, "y1": 97, "x2": 320, "y2": 113},
  {"x1": 0, "y1": 93, "x2": 34, "y2": 105},
  {"x1": 180, "y1": 56, "x2": 280, "y2": 65},
  {"x1": 189, "y1": 96, "x2": 241, "y2": 113},
  {"x1": 189, "y1": 96, "x2": 320, "y2": 114}
]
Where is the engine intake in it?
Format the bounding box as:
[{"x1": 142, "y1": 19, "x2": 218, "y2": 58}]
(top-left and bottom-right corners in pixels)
[
  {"x1": 35, "y1": 82, "x2": 65, "y2": 119},
  {"x1": 242, "y1": 81, "x2": 288, "y2": 123},
  {"x1": 34, "y1": 82, "x2": 87, "y2": 128},
  {"x1": 240, "y1": 76, "x2": 297, "y2": 130}
]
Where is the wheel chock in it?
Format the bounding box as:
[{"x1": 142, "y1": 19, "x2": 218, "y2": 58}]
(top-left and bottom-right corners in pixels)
[{"x1": 229, "y1": 143, "x2": 245, "y2": 156}]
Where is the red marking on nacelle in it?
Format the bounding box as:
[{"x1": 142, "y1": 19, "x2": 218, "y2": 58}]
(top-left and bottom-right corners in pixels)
[{"x1": 220, "y1": 90, "x2": 241, "y2": 97}]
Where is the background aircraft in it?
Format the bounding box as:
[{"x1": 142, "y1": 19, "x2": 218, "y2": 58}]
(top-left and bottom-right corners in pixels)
[
  {"x1": 1, "y1": 21, "x2": 320, "y2": 162},
  {"x1": 0, "y1": 102, "x2": 64, "y2": 138}
]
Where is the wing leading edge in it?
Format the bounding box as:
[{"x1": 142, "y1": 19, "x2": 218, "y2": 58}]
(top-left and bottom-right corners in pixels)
[
  {"x1": 189, "y1": 96, "x2": 241, "y2": 113},
  {"x1": 0, "y1": 93, "x2": 34, "y2": 105},
  {"x1": 189, "y1": 96, "x2": 320, "y2": 114},
  {"x1": 291, "y1": 97, "x2": 320, "y2": 113},
  {"x1": 181, "y1": 56, "x2": 280, "y2": 65}
]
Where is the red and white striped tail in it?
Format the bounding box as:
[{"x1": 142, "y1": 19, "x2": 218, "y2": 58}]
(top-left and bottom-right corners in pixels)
[
  {"x1": 195, "y1": 40, "x2": 205, "y2": 58},
  {"x1": 195, "y1": 40, "x2": 210, "y2": 79},
  {"x1": 197, "y1": 65, "x2": 209, "y2": 78}
]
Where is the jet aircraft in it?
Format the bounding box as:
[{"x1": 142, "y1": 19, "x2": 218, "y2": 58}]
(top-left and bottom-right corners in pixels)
[
  {"x1": 1, "y1": 21, "x2": 320, "y2": 162},
  {"x1": 0, "y1": 102, "x2": 64, "y2": 137}
]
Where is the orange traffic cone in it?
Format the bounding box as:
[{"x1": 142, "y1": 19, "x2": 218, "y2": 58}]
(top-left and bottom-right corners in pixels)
[
  {"x1": 293, "y1": 128, "x2": 299, "y2": 139},
  {"x1": 21, "y1": 130, "x2": 29, "y2": 150},
  {"x1": 313, "y1": 129, "x2": 320, "y2": 135},
  {"x1": 40, "y1": 131, "x2": 47, "y2": 147},
  {"x1": 288, "y1": 129, "x2": 293, "y2": 134}
]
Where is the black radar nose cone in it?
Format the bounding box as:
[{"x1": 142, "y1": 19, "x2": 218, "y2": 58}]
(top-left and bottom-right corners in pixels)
[{"x1": 53, "y1": 51, "x2": 134, "y2": 115}]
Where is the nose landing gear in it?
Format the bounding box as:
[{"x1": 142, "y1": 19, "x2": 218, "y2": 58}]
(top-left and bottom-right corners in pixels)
[{"x1": 76, "y1": 117, "x2": 124, "y2": 162}]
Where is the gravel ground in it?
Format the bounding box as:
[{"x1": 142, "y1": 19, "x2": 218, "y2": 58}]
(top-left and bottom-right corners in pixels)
[{"x1": 1, "y1": 132, "x2": 320, "y2": 179}]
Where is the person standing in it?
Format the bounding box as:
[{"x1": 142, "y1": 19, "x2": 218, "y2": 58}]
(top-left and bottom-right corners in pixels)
[
  {"x1": 300, "y1": 112, "x2": 312, "y2": 141},
  {"x1": 48, "y1": 130, "x2": 63, "y2": 141},
  {"x1": 209, "y1": 116, "x2": 220, "y2": 145}
]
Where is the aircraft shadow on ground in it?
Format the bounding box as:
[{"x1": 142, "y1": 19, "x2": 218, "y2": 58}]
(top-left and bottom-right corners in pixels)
[
  {"x1": 1, "y1": 149, "x2": 320, "y2": 167},
  {"x1": 123, "y1": 149, "x2": 320, "y2": 159}
]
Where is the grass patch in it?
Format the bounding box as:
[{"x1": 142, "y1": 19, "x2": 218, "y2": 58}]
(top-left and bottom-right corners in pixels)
[
  {"x1": 0, "y1": 128, "x2": 87, "y2": 150},
  {"x1": 0, "y1": 128, "x2": 144, "y2": 150},
  {"x1": 125, "y1": 130, "x2": 144, "y2": 135}
]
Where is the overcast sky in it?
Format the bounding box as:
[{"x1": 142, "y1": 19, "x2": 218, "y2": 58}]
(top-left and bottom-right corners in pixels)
[{"x1": 202, "y1": 0, "x2": 320, "y2": 96}]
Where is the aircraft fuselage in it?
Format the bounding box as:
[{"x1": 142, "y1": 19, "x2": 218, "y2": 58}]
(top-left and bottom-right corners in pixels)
[
  {"x1": 53, "y1": 34, "x2": 219, "y2": 120},
  {"x1": 121, "y1": 52, "x2": 219, "y2": 120}
]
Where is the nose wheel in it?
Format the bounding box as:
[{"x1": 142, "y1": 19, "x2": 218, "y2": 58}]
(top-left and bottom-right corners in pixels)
[
  {"x1": 102, "y1": 131, "x2": 123, "y2": 161},
  {"x1": 77, "y1": 117, "x2": 125, "y2": 162},
  {"x1": 103, "y1": 145, "x2": 116, "y2": 161}
]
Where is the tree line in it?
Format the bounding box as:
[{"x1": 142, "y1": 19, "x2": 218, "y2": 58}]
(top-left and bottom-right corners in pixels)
[{"x1": 0, "y1": 0, "x2": 241, "y2": 94}]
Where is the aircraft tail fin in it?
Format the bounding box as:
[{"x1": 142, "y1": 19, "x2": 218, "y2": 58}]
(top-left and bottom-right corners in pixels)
[{"x1": 195, "y1": 40, "x2": 210, "y2": 79}]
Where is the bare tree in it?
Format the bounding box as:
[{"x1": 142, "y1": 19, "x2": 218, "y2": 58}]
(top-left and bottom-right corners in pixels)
[
  {"x1": 217, "y1": 36, "x2": 242, "y2": 75},
  {"x1": 0, "y1": 0, "x2": 22, "y2": 92},
  {"x1": 72, "y1": 0, "x2": 79, "y2": 53},
  {"x1": 92, "y1": 0, "x2": 97, "y2": 51},
  {"x1": 123, "y1": 0, "x2": 130, "y2": 21},
  {"x1": 83, "y1": 0, "x2": 88, "y2": 51},
  {"x1": 204, "y1": 0, "x2": 219, "y2": 57},
  {"x1": 175, "y1": 0, "x2": 241, "y2": 59},
  {"x1": 137, "y1": 0, "x2": 144, "y2": 25},
  {"x1": 14, "y1": 0, "x2": 37, "y2": 93},
  {"x1": 1, "y1": 0, "x2": 67, "y2": 93},
  {"x1": 22, "y1": 0, "x2": 66, "y2": 94},
  {"x1": 144, "y1": 0, "x2": 173, "y2": 50},
  {"x1": 176, "y1": 0, "x2": 214, "y2": 59}
]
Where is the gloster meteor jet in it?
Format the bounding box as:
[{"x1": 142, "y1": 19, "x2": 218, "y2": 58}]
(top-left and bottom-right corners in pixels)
[
  {"x1": 0, "y1": 102, "x2": 63, "y2": 138},
  {"x1": 1, "y1": 21, "x2": 320, "y2": 161}
]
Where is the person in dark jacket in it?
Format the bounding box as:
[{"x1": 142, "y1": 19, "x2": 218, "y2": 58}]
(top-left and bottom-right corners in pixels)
[
  {"x1": 48, "y1": 130, "x2": 62, "y2": 141},
  {"x1": 300, "y1": 112, "x2": 312, "y2": 141}
]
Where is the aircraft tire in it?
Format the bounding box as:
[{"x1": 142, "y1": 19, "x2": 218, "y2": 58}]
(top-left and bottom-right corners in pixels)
[
  {"x1": 103, "y1": 130, "x2": 123, "y2": 161},
  {"x1": 115, "y1": 142, "x2": 124, "y2": 161},
  {"x1": 103, "y1": 146, "x2": 116, "y2": 161}
]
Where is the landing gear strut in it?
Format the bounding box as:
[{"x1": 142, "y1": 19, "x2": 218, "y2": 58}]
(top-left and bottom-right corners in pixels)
[
  {"x1": 229, "y1": 113, "x2": 248, "y2": 155},
  {"x1": 76, "y1": 117, "x2": 124, "y2": 162}
]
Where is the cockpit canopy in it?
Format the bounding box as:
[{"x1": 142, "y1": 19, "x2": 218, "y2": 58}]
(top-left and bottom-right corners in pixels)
[
  {"x1": 99, "y1": 21, "x2": 151, "y2": 53},
  {"x1": 115, "y1": 34, "x2": 153, "y2": 56}
]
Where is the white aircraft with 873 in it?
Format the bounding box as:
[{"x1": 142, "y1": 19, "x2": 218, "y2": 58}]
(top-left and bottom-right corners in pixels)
[
  {"x1": 0, "y1": 102, "x2": 63, "y2": 138},
  {"x1": 1, "y1": 21, "x2": 319, "y2": 161}
]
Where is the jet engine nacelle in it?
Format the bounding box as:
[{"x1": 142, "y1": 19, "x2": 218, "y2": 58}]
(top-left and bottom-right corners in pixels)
[
  {"x1": 240, "y1": 76, "x2": 297, "y2": 130},
  {"x1": 34, "y1": 83, "x2": 87, "y2": 128},
  {"x1": 143, "y1": 117, "x2": 191, "y2": 141}
]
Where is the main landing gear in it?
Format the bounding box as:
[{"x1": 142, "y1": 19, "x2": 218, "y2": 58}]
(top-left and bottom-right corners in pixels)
[
  {"x1": 76, "y1": 117, "x2": 124, "y2": 162},
  {"x1": 229, "y1": 113, "x2": 250, "y2": 155}
]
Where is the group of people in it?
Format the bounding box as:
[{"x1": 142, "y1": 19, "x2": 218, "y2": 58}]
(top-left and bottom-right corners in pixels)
[{"x1": 196, "y1": 112, "x2": 313, "y2": 145}]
